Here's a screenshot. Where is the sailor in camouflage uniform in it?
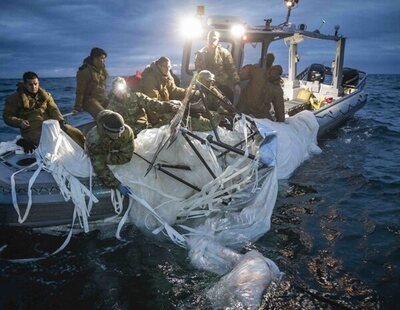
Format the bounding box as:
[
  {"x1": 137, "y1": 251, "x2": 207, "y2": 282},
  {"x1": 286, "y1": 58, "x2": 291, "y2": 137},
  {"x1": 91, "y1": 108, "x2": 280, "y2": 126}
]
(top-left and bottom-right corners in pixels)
[
  {"x1": 3, "y1": 71, "x2": 85, "y2": 152},
  {"x1": 73, "y1": 47, "x2": 109, "y2": 118},
  {"x1": 86, "y1": 110, "x2": 134, "y2": 191},
  {"x1": 195, "y1": 30, "x2": 241, "y2": 101},
  {"x1": 140, "y1": 57, "x2": 186, "y2": 127},
  {"x1": 186, "y1": 70, "x2": 235, "y2": 131},
  {"x1": 108, "y1": 77, "x2": 181, "y2": 134}
]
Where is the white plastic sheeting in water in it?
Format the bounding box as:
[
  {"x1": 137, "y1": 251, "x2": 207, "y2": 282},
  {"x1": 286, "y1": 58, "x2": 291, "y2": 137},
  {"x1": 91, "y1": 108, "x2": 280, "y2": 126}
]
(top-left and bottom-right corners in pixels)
[
  {"x1": 255, "y1": 110, "x2": 322, "y2": 179},
  {"x1": 4, "y1": 111, "x2": 320, "y2": 305},
  {"x1": 110, "y1": 111, "x2": 320, "y2": 308}
]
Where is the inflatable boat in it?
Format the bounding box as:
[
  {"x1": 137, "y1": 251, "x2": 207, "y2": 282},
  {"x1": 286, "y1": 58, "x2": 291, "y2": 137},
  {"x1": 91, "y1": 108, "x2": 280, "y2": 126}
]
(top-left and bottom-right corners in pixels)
[{"x1": 0, "y1": 6, "x2": 367, "y2": 230}]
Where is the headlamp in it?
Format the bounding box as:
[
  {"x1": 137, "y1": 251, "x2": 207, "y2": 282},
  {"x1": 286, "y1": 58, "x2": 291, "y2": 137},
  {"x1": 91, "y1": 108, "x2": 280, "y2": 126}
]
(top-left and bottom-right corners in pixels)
[{"x1": 116, "y1": 82, "x2": 127, "y2": 92}]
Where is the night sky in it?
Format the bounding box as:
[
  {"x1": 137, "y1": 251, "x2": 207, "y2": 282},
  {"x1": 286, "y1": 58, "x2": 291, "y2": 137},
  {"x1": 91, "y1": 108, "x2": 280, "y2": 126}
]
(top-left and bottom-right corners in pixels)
[{"x1": 0, "y1": 0, "x2": 399, "y2": 78}]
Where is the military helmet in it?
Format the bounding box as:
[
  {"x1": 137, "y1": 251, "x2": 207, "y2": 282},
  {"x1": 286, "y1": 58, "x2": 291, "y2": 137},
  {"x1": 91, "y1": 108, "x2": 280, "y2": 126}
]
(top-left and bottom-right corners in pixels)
[{"x1": 197, "y1": 70, "x2": 215, "y2": 86}]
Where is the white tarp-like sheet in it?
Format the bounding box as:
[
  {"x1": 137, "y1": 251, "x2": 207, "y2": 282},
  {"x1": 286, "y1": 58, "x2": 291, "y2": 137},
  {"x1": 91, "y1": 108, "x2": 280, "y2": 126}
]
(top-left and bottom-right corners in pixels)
[
  {"x1": 5, "y1": 111, "x2": 320, "y2": 306},
  {"x1": 11, "y1": 120, "x2": 97, "y2": 231},
  {"x1": 255, "y1": 110, "x2": 321, "y2": 179},
  {"x1": 109, "y1": 111, "x2": 320, "y2": 309}
]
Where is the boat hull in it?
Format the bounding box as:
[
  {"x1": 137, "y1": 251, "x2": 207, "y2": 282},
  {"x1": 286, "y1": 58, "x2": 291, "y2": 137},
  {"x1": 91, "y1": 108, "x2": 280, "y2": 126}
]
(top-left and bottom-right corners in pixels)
[
  {"x1": 314, "y1": 89, "x2": 367, "y2": 137},
  {"x1": 0, "y1": 151, "x2": 118, "y2": 228}
]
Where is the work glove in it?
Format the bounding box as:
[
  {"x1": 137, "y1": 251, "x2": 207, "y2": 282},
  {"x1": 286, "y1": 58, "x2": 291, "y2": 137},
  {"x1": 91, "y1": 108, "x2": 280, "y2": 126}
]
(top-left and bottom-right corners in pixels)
[
  {"x1": 167, "y1": 100, "x2": 182, "y2": 113},
  {"x1": 16, "y1": 138, "x2": 37, "y2": 154},
  {"x1": 19, "y1": 119, "x2": 30, "y2": 129},
  {"x1": 59, "y1": 120, "x2": 68, "y2": 132},
  {"x1": 118, "y1": 184, "x2": 130, "y2": 197}
]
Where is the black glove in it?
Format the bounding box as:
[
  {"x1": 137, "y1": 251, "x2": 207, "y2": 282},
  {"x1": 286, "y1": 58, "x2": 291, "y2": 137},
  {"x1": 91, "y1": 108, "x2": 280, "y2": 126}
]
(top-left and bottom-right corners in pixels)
[
  {"x1": 59, "y1": 120, "x2": 68, "y2": 132},
  {"x1": 16, "y1": 138, "x2": 37, "y2": 153}
]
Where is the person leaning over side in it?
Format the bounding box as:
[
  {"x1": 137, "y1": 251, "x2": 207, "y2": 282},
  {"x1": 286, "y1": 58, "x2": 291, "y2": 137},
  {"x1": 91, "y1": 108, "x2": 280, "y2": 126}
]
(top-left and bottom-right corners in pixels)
[
  {"x1": 264, "y1": 65, "x2": 285, "y2": 122},
  {"x1": 237, "y1": 53, "x2": 275, "y2": 117},
  {"x1": 194, "y1": 30, "x2": 241, "y2": 102},
  {"x1": 3, "y1": 71, "x2": 85, "y2": 152},
  {"x1": 85, "y1": 110, "x2": 134, "y2": 195},
  {"x1": 139, "y1": 56, "x2": 186, "y2": 126},
  {"x1": 108, "y1": 77, "x2": 181, "y2": 135},
  {"x1": 72, "y1": 47, "x2": 109, "y2": 118},
  {"x1": 188, "y1": 70, "x2": 235, "y2": 131}
]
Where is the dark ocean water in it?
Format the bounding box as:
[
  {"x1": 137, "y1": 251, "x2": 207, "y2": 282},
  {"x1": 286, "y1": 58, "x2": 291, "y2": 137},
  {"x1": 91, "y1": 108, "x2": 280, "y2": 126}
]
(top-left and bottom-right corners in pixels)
[{"x1": 0, "y1": 75, "x2": 399, "y2": 309}]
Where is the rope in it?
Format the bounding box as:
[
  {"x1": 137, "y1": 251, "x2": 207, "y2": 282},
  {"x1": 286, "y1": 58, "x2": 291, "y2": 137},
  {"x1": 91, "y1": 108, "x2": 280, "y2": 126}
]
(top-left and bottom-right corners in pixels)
[
  {"x1": 3, "y1": 207, "x2": 78, "y2": 263},
  {"x1": 11, "y1": 160, "x2": 42, "y2": 223},
  {"x1": 126, "y1": 189, "x2": 186, "y2": 248}
]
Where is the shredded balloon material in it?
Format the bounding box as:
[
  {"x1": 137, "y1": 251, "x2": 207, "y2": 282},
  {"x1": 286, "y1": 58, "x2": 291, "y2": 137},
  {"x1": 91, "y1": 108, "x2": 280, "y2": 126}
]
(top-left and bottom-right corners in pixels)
[{"x1": 5, "y1": 111, "x2": 320, "y2": 307}]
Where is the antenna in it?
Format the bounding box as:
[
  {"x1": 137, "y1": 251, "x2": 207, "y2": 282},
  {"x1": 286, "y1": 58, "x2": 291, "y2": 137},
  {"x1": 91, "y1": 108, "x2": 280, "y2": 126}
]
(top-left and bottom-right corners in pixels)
[
  {"x1": 334, "y1": 25, "x2": 340, "y2": 36},
  {"x1": 318, "y1": 19, "x2": 326, "y2": 31}
]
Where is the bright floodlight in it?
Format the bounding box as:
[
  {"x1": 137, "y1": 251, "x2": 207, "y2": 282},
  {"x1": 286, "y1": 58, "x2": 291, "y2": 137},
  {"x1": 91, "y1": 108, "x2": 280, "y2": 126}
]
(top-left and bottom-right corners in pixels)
[
  {"x1": 230, "y1": 24, "x2": 245, "y2": 38},
  {"x1": 180, "y1": 17, "x2": 203, "y2": 39},
  {"x1": 284, "y1": 0, "x2": 298, "y2": 8}
]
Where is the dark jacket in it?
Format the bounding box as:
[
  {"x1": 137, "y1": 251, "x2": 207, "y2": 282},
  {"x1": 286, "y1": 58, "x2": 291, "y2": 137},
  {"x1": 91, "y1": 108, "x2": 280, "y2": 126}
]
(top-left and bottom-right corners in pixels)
[
  {"x1": 75, "y1": 57, "x2": 109, "y2": 112},
  {"x1": 264, "y1": 78, "x2": 285, "y2": 122},
  {"x1": 237, "y1": 64, "x2": 269, "y2": 117},
  {"x1": 140, "y1": 62, "x2": 186, "y2": 101},
  {"x1": 3, "y1": 83, "x2": 64, "y2": 144}
]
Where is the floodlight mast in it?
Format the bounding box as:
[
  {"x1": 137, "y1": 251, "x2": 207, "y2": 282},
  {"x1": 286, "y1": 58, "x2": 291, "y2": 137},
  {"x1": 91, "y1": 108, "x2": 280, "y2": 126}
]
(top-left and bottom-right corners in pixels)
[{"x1": 283, "y1": 0, "x2": 299, "y2": 25}]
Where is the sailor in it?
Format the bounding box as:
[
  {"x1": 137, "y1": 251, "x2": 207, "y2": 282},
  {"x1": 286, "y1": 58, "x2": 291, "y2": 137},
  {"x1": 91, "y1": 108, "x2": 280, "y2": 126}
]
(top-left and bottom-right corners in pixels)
[
  {"x1": 85, "y1": 110, "x2": 134, "y2": 194},
  {"x1": 3, "y1": 71, "x2": 85, "y2": 152},
  {"x1": 139, "y1": 56, "x2": 186, "y2": 126},
  {"x1": 108, "y1": 77, "x2": 181, "y2": 135},
  {"x1": 237, "y1": 53, "x2": 275, "y2": 118},
  {"x1": 194, "y1": 30, "x2": 241, "y2": 102},
  {"x1": 190, "y1": 70, "x2": 235, "y2": 131},
  {"x1": 264, "y1": 65, "x2": 285, "y2": 122},
  {"x1": 73, "y1": 47, "x2": 109, "y2": 118},
  {"x1": 195, "y1": 70, "x2": 235, "y2": 114}
]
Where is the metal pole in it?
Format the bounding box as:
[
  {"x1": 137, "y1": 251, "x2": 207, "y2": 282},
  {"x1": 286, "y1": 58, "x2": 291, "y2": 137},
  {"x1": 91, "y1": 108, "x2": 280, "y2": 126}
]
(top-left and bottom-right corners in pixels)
[{"x1": 181, "y1": 131, "x2": 217, "y2": 179}]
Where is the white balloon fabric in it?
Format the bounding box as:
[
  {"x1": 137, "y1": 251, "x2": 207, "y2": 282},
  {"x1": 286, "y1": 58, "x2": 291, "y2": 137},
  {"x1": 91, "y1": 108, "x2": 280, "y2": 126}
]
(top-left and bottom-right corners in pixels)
[
  {"x1": 110, "y1": 112, "x2": 319, "y2": 308},
  {"x1": 255, "y1": 110, "x2": 321, "y2": 179}
]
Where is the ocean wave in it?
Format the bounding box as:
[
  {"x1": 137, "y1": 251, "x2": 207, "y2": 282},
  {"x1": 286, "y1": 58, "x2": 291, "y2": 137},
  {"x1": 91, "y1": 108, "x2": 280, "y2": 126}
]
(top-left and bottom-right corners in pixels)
[{"x1": 0, "y1": 88, "x2": 15, "y2": 94}]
